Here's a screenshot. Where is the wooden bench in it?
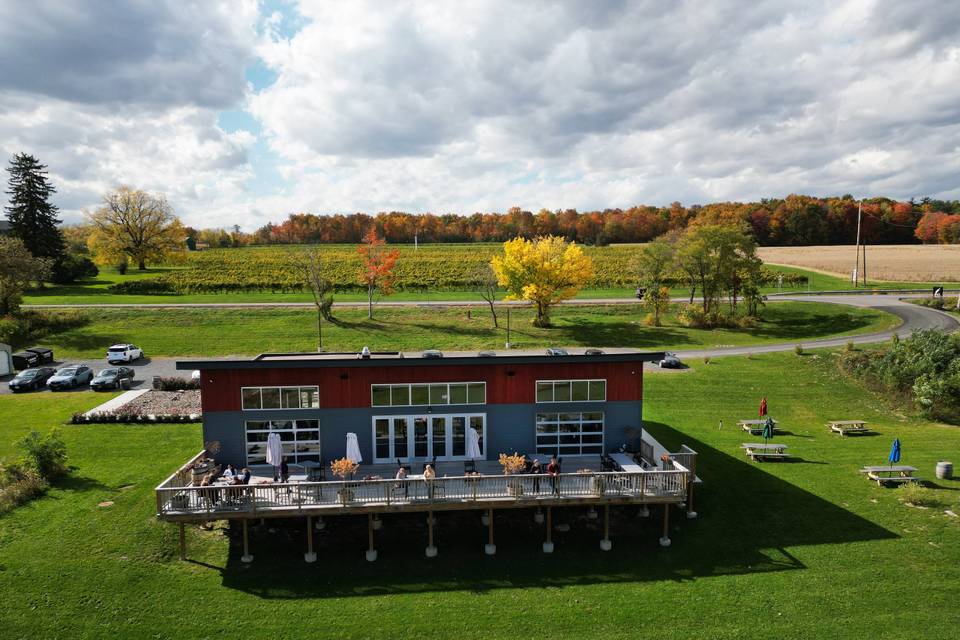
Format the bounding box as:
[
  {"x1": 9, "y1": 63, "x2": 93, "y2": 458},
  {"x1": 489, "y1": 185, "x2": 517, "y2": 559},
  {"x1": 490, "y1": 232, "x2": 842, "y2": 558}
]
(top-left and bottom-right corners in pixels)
[
  {"x1": 829, "y1": 420, "x2": 871, "y2": 436},
  {"x1": 739, "y1": 419, "x2": 781, "y2": 435},
  {"x1": 860, "y1": 465, "x2": 919, "y2": 485},
  {"x1": 741, "y1": 443, "x2": 790, "y2": 461}
]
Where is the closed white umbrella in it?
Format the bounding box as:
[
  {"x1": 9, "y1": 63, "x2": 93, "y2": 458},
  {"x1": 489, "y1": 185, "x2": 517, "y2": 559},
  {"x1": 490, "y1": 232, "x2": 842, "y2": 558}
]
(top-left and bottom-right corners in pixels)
[
  {"x1": 467, "y1": 427, "x2": 482, "y2": 459},
  {"x1": 266, "y1": 432, "x2": 283, "y2": 466},
  {"x1": 346, "y1": 432, "x2": 363, "y2": 463}
]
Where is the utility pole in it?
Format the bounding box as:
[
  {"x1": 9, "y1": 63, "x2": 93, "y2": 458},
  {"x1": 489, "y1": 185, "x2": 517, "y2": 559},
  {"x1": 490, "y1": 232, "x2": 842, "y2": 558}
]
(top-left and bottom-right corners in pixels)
[
  {"x1": 414, "y1": 233, "x2": 418, "y2": 250},
  {"x1": 853, "y1": 201, "x2": 862, "y2": 287},
  {"x1": 505, "y1": 307, "x2": 511, "y2": 349}
]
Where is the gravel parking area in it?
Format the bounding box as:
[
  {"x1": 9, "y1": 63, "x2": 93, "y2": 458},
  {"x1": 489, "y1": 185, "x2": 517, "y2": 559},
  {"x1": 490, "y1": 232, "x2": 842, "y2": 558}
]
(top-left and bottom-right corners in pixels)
[{"x1": 0, "y1": 357, "x2": 188, "y2": 395}]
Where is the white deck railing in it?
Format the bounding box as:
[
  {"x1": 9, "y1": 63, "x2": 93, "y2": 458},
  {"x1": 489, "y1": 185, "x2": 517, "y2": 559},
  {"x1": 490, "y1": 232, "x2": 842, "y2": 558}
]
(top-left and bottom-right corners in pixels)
[{"x1": 156, "y1": 468, "x2": 690, "y2": 518}]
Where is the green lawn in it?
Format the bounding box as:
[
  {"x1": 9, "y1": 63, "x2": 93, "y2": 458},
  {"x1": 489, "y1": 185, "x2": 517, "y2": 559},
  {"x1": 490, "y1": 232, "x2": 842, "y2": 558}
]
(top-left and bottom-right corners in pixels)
[
  {"x1": 26, "y1": 301, "x2": 899, "y2": 357},
  {"x1": 22, "y1": 264, "x2": 947, "y2": 306},
  {"x1": 0, "y1": 353, "x2": 958, "y2": 638}
]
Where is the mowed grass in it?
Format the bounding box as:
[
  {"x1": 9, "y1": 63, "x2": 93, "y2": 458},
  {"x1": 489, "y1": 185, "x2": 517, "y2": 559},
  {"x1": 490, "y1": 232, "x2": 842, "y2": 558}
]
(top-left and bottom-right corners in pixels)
[
  {"x1": 1, "y1": 353, "x2": 959, "y2": 638},
  {"x1": 32, "y1": 301, "x2": 899, "y2": 357}
]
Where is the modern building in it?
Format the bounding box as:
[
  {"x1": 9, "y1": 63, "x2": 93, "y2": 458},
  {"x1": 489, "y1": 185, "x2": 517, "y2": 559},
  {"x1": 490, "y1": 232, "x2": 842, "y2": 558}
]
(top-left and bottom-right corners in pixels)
[{"x1": 177, "y1": 348, "x2": 662, "y2": 470}]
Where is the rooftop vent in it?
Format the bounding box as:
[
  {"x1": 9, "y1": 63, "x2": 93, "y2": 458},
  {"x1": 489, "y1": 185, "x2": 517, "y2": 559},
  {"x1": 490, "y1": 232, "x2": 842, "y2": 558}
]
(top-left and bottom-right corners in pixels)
[
  {"x1": 546, "y1": 347, "x2": 569, "y2": 356},
  {"x1": 359, "y1": 346, "x2": 371, "y2": 359},
  {"x1": 585, "y1": 348, "x2": 604, "y2": 355},
  {"x1": 422, "y1": 349, "x2": 444, "y2": 359}
]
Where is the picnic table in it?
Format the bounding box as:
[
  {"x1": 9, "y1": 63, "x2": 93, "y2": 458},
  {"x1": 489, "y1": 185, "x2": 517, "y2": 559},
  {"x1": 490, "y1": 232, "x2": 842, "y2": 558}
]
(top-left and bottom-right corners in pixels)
[
  {"x1": 859, "y1": 465, "x2": 919, "y2": 485},
  {"x1": 739, "y1": 419, "x2": 780, "y2": 435},
  {"x1": 828, "y1": 420, "x2": 871, "y2": 436},
  {"x1": 741, "y1": 442, "x2": 790, "y2": 461}
]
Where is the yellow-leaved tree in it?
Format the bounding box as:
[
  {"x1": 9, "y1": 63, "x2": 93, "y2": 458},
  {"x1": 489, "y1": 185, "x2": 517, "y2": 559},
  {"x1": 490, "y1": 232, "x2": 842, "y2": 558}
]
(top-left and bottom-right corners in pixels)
[
  {"x1": 491, "y1": 235, "x2": 593, "y2": 327},
  {"x1": 86, "y1": 187, "x2": 186, "y2": 270}
]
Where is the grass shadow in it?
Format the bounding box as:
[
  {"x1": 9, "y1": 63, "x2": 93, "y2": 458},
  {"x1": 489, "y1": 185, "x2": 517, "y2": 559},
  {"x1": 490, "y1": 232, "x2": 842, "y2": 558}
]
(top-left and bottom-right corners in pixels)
[{"x1": 211, "y1": 420, "x2": 895, "y2": 599}]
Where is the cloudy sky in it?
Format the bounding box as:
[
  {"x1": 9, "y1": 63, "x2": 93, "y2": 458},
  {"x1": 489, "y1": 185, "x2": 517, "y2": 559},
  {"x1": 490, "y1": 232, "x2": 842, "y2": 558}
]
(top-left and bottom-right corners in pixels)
[{"x1": 1, "y1": 0, "x2": 958, "y2": 229}]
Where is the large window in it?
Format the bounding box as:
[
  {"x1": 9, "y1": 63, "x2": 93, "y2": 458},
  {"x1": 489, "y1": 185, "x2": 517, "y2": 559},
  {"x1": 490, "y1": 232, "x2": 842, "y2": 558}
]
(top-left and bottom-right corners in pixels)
[
  {"x1": 535, "y1": 379, "x2": 606, "y2": 403},
  {"x1": 371, "y1": 382, "x2": 486, "y2": 407},
  {"x1": 241, "y1": 386, "x2": 319, "y2": 410},
  {"x1": 245, "y1": 419, "x2": 320, "y2": 465},
  {"x1": 372, "y1": 413, "x2": 486, "y2": 462},
  {"x1": 535, "y1": 412, "x2": 604, "y2": 456}
]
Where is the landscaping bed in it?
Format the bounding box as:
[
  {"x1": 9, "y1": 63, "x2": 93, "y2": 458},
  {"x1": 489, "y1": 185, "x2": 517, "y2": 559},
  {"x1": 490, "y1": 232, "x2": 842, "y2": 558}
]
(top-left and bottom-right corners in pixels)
[{"x1": 73, "y1": 390, "x2": 201, "y2": 423}]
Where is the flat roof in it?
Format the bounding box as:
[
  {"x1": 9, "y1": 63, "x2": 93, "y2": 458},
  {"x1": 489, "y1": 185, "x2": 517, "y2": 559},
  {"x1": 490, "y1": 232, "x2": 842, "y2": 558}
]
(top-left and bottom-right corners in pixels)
[{"x1": 176, "y1": 348, "x2": 664, "y2": 371}]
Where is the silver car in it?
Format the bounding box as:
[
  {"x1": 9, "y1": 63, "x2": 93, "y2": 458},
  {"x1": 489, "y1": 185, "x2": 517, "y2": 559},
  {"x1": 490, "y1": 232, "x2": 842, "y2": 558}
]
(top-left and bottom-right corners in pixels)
[{"x1": 47, "y1": 365, "x2": 95, "y2": 390}]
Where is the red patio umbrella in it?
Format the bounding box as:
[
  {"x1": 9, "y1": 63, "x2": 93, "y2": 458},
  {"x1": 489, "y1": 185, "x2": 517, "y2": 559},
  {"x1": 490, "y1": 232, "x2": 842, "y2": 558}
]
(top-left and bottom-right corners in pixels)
[{"x1": 759, "y1": 397, "x2": 768, "y2": 418}]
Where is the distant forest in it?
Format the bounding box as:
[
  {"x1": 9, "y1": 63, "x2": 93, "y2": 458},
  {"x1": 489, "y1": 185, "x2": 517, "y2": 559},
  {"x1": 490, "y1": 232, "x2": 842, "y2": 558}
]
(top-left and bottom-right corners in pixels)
[{"x1": 188, "y1": 194, "x2": 960, "y2": 247}]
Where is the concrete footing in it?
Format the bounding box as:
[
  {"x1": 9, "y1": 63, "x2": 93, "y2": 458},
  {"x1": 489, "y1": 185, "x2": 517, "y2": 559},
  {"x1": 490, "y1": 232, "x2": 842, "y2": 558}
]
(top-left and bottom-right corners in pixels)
[
  {"x1": 365, "y1": 549, "x2": 378, "y2": 562},
  {"x1": 372, "y1": 517, "x2": 383, "y2": 530},
  {"x1": 639, "y1": 506, "x2": 650, "y2": 518},
  {"x1": 304, "y1": 551, "x2": 317, "y2": 563},
  {"x1": 533, "y1": 510, "x2": 544, "y2": 524},
  {"x1": 587, "y1": 508, "x2": 598, "y2": 520},
  {"x1": 542, "y1": 541, "x2": 554, "y2": 553},
  {"x1": 484, "y1": 543, "x2": 496, "y2": 556},
  {"x1": 481, "y1": 513, "x2": 490, "y2": 526},
  {"x1": 659, "y1": 537, "x2": 671, "y2": 547},
  {"x1": 600, "y1": 539, "x2": 612, "y2": 551},
  {"x1": 241, "y1": 554, "x2": 254, "y2": 563},
  {"x1": 556, "y1": 523, "x2": 570, "y2": 532},
  {"x1": 686, "y1": 511, "x2": 698, "y2": 519},
  {"x1": 315, "y1": 518, "x2": 326, "y2": 530},
  {"x1": 425, "y1": 545, "x2": 438, "y2": 558}
]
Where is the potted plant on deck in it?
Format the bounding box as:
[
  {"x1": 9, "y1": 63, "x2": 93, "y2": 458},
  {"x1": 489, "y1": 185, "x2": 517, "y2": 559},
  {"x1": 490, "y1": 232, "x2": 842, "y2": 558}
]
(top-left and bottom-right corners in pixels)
[
  {"x1": 331, "y1": 457, "x2": 359, "y2": 504},
  {"x1": 499, "y1": 452, "x2": 527, "y2": 497}
]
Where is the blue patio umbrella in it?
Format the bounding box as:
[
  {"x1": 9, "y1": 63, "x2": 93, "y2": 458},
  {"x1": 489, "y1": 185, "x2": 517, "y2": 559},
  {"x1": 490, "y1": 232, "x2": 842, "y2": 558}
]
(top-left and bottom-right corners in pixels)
[{"x1": 888, "y1": 438, "x2": 901, "y2": 468}]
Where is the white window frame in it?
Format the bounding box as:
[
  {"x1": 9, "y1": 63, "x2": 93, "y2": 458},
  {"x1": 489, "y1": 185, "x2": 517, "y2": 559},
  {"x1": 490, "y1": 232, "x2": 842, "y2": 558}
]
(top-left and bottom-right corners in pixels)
[
  {"x1": 370, "y1": 382, "x2": 486, "y2": 407},
  {"x1": 534, "y1": 379, "x2": 607, "y2": 403},
  {"x1": 241, "y1": 385, "x2": 320, "y2": 411},
  {"x1": 244, "y1": 418, "x2": 321, "y2": 466},
  {"x1": 371, "y1": 412, "x2": 487, "y2": 463},
  {"x1": 534, "y1": 411, "x2": 605, "y2": 457}
]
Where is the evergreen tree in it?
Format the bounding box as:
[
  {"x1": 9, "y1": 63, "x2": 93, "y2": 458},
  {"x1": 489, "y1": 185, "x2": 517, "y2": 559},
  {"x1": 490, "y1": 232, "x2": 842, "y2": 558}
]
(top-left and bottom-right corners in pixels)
[{"x1": 5, "y1": 153, "x2": 65, "y2": 263}]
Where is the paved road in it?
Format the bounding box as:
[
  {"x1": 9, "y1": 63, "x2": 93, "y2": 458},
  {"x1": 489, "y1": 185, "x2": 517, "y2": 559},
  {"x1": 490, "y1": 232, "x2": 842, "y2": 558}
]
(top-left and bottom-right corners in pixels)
[{"x1": 5, "y1": 294, "x2": 957, "y2": 394}]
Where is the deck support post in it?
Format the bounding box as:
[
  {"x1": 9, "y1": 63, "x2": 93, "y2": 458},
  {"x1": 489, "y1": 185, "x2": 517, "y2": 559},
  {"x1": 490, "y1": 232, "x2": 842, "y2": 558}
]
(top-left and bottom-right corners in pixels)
[
  {"x1": 315, "y1": 516, "x2": 325, "y2": 530},
  {"x1": 659, "y1": 504, "x2": 671, "y2": 547},
  {"x1": 600, "y1": 504, "x2": 612, "y2": 551},
  {"x1": 542, "y1": 506, "x2": 554, "y2": 553},
  {"x1": 304, "y1": 516, "x2": 317, "y2": 563},
  {"x1": 533, "y1": 508, "x2": 544, "y2": 524},
  {"x1": 425, "y1": 511, "x2": 437, "y2": 557},
  {"x1": 484, "y1": 508, "x2": 496, "y2": 555},
  {"x1": 686, "y1": 482, "x2": 697, "y2": 519},
  {"x1": 372, "y1": 514, "x2": 383, "y2": 530},
  {"x1": 587, "y1": 506, "x2": 598, "y2": 520},
  {"x1": 178, "y1": 523, "x2": 186, "y2": 560},
  {"x1": 241, "y1": 519, "x2": 253, "y2": 563},
  {"x1": 366, "y1": 514, "x2": 378, "y2": 562},
  {"x1": 639, "y1": 504, "x2": 650, "y2": 518}
]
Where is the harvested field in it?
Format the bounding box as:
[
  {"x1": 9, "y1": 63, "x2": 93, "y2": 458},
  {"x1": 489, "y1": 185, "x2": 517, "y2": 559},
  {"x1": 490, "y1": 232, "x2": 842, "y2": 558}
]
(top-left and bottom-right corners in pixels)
[{"x1": 757, "y1": 244, "x2": 960, "y2": 282}]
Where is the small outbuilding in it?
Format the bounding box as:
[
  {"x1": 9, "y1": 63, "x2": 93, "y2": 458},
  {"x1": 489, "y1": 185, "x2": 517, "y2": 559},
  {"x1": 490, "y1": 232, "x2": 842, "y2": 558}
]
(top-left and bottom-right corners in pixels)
[{"x1": 0, "y1": 343, "x2": 12, "y2": 376}]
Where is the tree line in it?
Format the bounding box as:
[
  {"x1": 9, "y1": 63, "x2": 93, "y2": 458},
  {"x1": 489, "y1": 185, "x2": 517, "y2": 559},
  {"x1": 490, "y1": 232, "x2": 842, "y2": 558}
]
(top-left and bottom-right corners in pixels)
[{"x1": 214, "y1": 195, "x2": 960, "y2": 248}]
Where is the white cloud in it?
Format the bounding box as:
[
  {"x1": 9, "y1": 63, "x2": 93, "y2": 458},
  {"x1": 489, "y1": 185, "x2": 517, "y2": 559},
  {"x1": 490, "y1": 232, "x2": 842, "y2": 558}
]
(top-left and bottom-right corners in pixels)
[{"x1": 2, "y1": 0, "x2": 960, "y2": 230}]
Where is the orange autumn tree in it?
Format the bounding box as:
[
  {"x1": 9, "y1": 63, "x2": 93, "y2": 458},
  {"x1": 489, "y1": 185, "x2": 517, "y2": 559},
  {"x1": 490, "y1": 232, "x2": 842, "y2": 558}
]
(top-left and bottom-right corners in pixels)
[{"x1": 357, "y1": 228, "x2": 400, "y2": 319}]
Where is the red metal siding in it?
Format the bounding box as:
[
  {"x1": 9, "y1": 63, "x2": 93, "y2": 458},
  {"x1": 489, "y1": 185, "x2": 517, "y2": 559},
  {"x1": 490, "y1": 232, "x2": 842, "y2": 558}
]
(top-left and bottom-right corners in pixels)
[{"x1": 199, "y1": 361, "x2": 643, "y2": 412}]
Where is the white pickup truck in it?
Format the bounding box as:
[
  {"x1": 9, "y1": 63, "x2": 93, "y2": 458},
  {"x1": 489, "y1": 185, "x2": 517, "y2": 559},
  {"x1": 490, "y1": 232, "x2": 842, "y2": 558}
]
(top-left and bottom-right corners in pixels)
[{"x1": 106, "y1": 343, "x2": 144, "y2": 364}]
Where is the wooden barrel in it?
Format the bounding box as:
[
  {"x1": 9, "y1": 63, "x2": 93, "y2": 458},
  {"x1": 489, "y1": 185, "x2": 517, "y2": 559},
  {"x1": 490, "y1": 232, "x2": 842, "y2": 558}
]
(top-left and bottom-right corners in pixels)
[{"x1": 936, "y1": 461, "x2": 953, "y2": 480}]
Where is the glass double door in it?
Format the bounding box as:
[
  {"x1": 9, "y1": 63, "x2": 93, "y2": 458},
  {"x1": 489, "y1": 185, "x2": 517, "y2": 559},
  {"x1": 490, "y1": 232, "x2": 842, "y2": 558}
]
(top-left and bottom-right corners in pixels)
[{"x1": 373, "y1": 414, "x2": 484, "y2": 462}]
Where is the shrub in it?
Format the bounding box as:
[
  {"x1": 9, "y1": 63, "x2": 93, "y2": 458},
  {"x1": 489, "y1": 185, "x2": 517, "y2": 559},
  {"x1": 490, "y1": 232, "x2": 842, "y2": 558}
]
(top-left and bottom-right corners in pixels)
[
  {"x1": 795, "y1": 344, "x2": 804, "y2": 355},
  {"x1": 17, "y1": 429, "x2": 69, "y2": 481},
  {"x1": 153, "y1": 376, "x2": 200, "y2": 391},
  {"x1": 0, "y1": 462, "x2": 48, "y2": 514},
  {"x1": 0, "y1": 310, "x2": 89, "y2": 349},
  {"x1": 116, "y1": 259, "x2": 129, "y2": 275},
  {"x1": 845, "y1": 340, "x2": 856, "y2": 352},
  {"x1": 51, "y1": 252, "x2": 99, "y2": 284},
  {"x1": 703, "y1": 356, "x2": 711, "y2": 365}
]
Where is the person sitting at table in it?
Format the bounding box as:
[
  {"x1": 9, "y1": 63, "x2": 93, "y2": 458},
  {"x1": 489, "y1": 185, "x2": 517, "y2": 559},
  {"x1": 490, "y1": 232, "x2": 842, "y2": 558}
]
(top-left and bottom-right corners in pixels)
[
  {"x1": 232, "y1": 467, "x2": 251, "y2": 485},
  {"x1": 199, "y1": 472, "x2": 218, "y2": 506},
  {"x1": 530, "y1": 458, "x2": 542, "y2": 493},
  {"x1": 222, "y1": 464, "x2": 236, "y2": 481},
  {"x1": 547, "y1": 456, "x2": 561, "y2": 495}
]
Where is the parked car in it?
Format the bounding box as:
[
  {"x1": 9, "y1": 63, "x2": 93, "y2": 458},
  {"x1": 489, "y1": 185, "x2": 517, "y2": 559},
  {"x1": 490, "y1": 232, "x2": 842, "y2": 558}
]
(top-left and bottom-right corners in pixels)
[
  {"x1": 7, "y1": 367, "x2": 57, "y2": 392},
  {"x1": 47, "y1": 365, "x2": 94, "y2": 390},
  {"x1": 106, "y1": 344, "x2": 143, "y2": 364},
  {"x1": 658, "y1": 352, "x2": 683, "y2": 368},
  {"x1": 91, "y1": 367, "x2": 135, "y2": 391}
]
